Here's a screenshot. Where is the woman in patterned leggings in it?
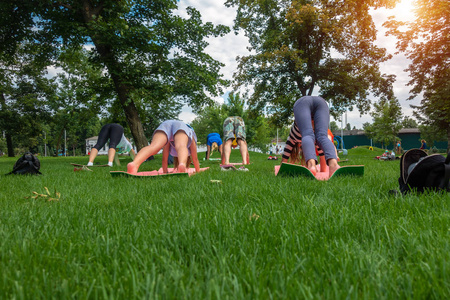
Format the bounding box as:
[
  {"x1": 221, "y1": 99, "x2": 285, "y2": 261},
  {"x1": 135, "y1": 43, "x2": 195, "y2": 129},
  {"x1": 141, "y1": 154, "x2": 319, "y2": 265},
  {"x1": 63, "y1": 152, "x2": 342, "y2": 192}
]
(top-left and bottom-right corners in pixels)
[{"x1": 291, "y1": 96, "x2": 340, "y2": 176}]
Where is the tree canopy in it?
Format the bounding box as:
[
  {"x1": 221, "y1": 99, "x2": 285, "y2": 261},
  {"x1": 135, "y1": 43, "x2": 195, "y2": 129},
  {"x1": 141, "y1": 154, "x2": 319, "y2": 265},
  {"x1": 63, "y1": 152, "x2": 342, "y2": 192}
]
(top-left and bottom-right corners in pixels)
[
  {"x1": 385, "y1": 0, "x2": 450, "y2": 150},
  {"x1": 225, "y1": 0, "x2": 399, "y2": 126},
  {"x1": 190, "y1": 92, "x2": 281, "y2": 151},
  {"x1": 0, "y1": 42, "x2": 54, "y2": 156},
  {"x1": 363, "y1": 97, "x2": 403, "y2": 148},
  {"x1": 1, "y1": 0, "x2": 230, "y2": 151}
]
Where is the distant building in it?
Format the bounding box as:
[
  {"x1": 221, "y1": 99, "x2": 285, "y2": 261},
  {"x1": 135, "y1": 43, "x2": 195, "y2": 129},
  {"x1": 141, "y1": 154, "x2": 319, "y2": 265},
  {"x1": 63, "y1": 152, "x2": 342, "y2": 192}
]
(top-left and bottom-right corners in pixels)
[
  {"x1": 331, "y1": 128, "x2": 447, "y2": 150},
  {"x1": 85, "y1": 136, "x2": 139, "y2": 155},
  {"x1": 85, "y1": 136, "x2": 108, "y2": 155}
]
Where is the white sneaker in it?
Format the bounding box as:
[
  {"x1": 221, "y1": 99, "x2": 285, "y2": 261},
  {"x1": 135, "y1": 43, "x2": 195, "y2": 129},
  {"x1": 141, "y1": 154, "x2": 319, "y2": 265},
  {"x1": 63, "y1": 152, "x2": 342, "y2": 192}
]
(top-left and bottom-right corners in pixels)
[
  {"x1": 221, "y1": 166, "x2": 232, "y2": 171},
  {"x1": 87, "y1": 162, "x2": 93, "y2": 166},
  {"x1": 238, "y1": 166, "x2": 249, "y2": 171}
]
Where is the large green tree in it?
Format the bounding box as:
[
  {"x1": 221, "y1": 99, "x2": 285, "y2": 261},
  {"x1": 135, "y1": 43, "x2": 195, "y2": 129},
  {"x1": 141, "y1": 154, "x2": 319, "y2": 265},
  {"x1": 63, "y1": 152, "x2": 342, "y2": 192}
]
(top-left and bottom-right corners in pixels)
[
  {"x1": 0, "y1": 42, "x2": 54, "y2": 156},
  {"x1": 191, "y1": 92, "x2": 273, "y2": 150},
  {"x1": 401, "y1": 116, "x2": 418, "y2": 128},
  {"x1": 1, "y1": 0, "x2": 229, "y2": 151},
  {"x1": 364, "y1": 97, "x2": 403, "y2": 148},
  {"x1": 385, "y1": 0, "x2": 450, "y2": 150},
  {"x1": 225, "y1": 0, "x2": 398, "y2": 125},
  {"x1": 48, "y1": 47, "x2": 114, "y2": 154}
]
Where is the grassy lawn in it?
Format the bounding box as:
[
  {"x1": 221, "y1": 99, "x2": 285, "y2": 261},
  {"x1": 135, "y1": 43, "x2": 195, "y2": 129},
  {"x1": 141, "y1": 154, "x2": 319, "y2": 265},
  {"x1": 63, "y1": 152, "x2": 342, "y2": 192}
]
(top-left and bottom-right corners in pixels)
[{"x1": 0, "y1": 148, "x2": 449, "y2": 299}]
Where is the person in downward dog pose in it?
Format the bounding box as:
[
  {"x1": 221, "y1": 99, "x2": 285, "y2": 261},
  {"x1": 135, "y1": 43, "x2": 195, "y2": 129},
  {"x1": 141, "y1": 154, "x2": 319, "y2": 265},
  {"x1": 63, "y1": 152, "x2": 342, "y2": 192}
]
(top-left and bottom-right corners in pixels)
[
  {"x1": 282, "y1": 96, "x2": 340, "y2": 177},
  {"x1": 88, "y1": 123, "x2": 135, "y2": 167},
  {"x1": 127, "y1": 120, "x2": 200, "y2": 174},
  {"x1": 205, "y1": 132, "x2": 223, "y2": 160},
  {"x1": 221, "y1": 116, "x2": 249, "y2": 171},
  {"x1": 282, "y1": 123, "x2": 337, "y2": 173}
]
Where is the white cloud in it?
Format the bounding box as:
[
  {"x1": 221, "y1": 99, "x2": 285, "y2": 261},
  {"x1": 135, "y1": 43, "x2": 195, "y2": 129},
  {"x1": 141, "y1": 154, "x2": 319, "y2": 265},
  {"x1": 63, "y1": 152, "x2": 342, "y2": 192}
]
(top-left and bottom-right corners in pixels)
[
  {"x1": 177, "y1": 0, "x2": 421, "y2": 129},
  {"x1": 176, "y1": 1, "x2": 251, "y2": 123},
  {"x1": 178, "y1": 105, "x2": 197, "y2": 124}
]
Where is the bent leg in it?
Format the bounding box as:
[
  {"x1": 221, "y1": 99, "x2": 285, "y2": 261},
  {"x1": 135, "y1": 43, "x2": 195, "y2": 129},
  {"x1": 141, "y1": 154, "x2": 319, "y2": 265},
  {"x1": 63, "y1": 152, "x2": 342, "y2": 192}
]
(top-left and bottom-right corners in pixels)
[
  {"x1": 89, "y1": 124, "x2": 111, "y2": 164},
  {"x1": 237, "y1": 139, "x2": 248, "y2": 165},
  {"x1": 127, "y1": 131, "x2": 168, "y2": 174},
  {"x1": 293, "y1": 97, "x2": 316, "y2": 173},
  {"x1": 88, "y1": 148, "x2": 99, "y2": 165},
  {"x1": 174, "y1": 131, "x2": 189, "y2": 173},
  {"x1": 222, "y1": 139, "x2": 233, "y2": 165},
  {"x1": 107, "y1": 148, "x2": 116, "y2": 166},
  {"x1": 312, "y1": 97, "x2": 337, "y2": 162}
]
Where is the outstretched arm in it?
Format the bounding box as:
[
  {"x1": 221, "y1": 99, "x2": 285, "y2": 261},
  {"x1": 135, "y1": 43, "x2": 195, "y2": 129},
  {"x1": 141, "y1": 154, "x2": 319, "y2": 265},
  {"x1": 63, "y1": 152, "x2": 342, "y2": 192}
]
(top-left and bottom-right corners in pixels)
[
  {"x1": 319, "y1": 155, "x2": 327, "y2": 172},
  {"x1": 162, "y1": 143, "x2": 170, "y2": 173},
  {"x1": 190, "y1": 142, "x2": 200, "y2": 173},
  {"x1": 206, "y1": 145, "x2": 211, "y2": 160}
]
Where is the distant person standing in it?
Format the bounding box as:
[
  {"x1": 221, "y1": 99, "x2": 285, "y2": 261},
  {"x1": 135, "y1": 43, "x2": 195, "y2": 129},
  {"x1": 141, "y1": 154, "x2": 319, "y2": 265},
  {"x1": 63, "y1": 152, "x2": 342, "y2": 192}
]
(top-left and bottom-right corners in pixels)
[
  {"x1": 396, "y1": 140, "x2": 402, "y2": 155},
  {"x1": 420, "y1": 139, "x2": 427, "y2": 150},
  {"x1": 88, "y1": 123, "x2": 135, "y2": 167}
]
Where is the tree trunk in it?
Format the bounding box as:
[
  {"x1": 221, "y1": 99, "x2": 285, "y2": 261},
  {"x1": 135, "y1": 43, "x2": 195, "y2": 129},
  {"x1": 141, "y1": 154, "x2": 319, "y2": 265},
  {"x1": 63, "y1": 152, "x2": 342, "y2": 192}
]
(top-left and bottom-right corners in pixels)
[
  {"x1": 0, "y1": 93, "x2": 14, "y2": 156},
  {"x1": 109, "y1": 72, "x2": 148, "y2": 151},
  {"x1": 447, "y1": 126, "x2": 450, "y2": 153},
  {"x1": 56, "y1": 126, "x2": 64, "y2": 156},
  {"x1": 6, "y1": 132, "x2": 14, "y2": 157},
  {"x1": 80, "y1": 2, "x2": 149, "y2": 151}
]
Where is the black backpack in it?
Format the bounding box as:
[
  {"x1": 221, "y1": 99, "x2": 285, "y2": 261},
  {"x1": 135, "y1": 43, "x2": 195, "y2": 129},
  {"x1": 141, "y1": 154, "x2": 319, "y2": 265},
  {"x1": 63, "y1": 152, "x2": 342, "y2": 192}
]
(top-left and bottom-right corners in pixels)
[
  {"x1": 6, "y1": 152, "x2": 42, "y2": 175},
  {"x1": 397, "y1": 149, "x2": 450, "y2": 194}
]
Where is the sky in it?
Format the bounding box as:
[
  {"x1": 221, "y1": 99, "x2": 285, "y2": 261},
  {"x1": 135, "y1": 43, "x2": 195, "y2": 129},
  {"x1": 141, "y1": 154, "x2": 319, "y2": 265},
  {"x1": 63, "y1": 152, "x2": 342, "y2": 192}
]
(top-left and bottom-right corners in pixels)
[{"x1": 176, "y1": 0, "x2": 421, "y2": 129}]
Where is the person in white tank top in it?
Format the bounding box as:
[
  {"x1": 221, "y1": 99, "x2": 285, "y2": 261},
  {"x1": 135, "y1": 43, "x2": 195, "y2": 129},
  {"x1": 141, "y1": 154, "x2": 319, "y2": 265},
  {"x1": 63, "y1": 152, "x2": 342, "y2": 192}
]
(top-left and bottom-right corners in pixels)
[{"x1": 87, "y1": 123, "x2": 136, "y2": 167}]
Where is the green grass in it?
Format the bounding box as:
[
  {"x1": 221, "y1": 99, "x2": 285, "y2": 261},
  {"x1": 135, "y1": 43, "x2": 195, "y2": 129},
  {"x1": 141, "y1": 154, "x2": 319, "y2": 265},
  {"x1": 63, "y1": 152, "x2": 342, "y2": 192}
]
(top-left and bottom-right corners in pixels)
[{"x1": 0, "y1": 149, "x2": 449, "y2": 299}]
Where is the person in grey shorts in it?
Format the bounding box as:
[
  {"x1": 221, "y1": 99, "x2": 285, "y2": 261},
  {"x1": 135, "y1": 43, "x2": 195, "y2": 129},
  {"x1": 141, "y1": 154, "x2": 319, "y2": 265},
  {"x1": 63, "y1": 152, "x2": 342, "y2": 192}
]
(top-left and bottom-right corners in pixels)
[
  {"x1": 293, "y1": 96, "x2": 340, "y2": 176},
  {"x1": 127, "y1": 120, "x2": 200, "y2": 174},
  {"x1": 222, "y1": 116, "x2": 249, "y2": 169}
]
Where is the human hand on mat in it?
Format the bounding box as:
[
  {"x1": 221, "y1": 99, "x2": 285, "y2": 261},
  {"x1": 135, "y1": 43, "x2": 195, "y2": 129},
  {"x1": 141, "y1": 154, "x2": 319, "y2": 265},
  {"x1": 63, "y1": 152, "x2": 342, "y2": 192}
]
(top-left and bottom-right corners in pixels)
[
  {"x1": 189, "y1": 142, "x2": 200, "y2": 173},
  {"x1": 161, "y1": 142, "x2": 170, "y2": 174}
]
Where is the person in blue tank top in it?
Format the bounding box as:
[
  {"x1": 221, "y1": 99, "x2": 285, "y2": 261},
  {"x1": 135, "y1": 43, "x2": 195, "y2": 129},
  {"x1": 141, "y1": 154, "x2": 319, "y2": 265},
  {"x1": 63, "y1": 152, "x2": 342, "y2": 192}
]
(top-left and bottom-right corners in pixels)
[{"x1": 205, "y1": 133, "x2": 223, "y2": 160}]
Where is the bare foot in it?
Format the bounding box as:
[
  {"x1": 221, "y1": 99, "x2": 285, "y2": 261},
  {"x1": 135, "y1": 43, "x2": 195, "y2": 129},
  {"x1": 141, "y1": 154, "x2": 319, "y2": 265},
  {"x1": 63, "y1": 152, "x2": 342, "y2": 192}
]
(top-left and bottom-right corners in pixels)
[
  {"x1": 306, "y1": 159, "x2": 317, "y2": 176},
  {"x1": 127, "y1": 162, "x2": 138, "y2": 174},
  {"x1": 177, "y1": 163, "x2": 186, "y2": 173},
  {"x1": 328, "y1": 159, "x2": 340, "y2": 177},
  {"x1": 308, "y1": 167, "x2": 317, "y2": 176}
]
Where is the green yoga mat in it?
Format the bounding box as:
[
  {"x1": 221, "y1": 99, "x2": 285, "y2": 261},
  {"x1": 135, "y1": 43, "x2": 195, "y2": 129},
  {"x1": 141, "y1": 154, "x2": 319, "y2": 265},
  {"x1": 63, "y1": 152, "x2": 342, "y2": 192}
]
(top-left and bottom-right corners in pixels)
[
  {"x1": 276, "y1": 163, "x2": 364, "y2": 180},
  {"x1": 110, "y1": 171, "x2": 189, "y2": 178}
]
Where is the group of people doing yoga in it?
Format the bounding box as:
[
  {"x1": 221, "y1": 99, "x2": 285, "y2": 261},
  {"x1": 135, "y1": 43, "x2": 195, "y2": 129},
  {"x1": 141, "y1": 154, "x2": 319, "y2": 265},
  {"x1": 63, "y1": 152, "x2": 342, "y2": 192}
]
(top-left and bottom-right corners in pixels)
[{"x1": 88, "y1": 96, "x2": 340, "y2": 177}]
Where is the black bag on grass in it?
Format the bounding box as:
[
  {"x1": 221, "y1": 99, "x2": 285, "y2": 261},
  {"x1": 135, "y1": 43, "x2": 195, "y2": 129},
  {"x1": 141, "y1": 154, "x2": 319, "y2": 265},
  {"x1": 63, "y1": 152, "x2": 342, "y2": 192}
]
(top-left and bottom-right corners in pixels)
[
  {"x1": 397, "y1": 149, "x2": 450, "y2": 194},
  {"x1": 6, "y1": 152, "x2": 42, "y2": 175}
]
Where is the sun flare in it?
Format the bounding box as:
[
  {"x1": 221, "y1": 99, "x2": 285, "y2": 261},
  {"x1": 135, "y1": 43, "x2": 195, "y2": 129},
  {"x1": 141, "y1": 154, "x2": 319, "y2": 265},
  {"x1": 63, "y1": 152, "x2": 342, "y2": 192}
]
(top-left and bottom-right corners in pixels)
[{"x1": 392, "y1": 0, "x2": 417, "y2": 21}]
